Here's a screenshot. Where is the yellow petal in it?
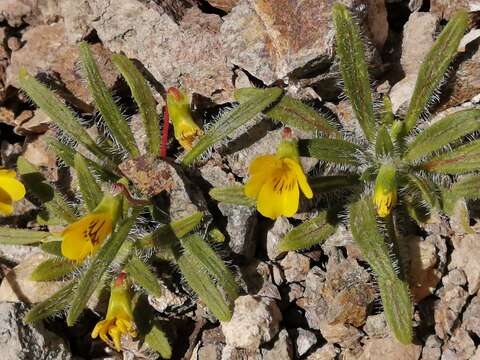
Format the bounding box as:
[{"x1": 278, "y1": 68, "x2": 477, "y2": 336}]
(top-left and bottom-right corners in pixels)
[
  {"x1": 281, "y1": 179, "x2": 300, "y2": 217},
  {"x1": 249, "y1": 155, "x2": 279, "y2": 175},
  {"x1": 0, "y1": 176, "x2": 26, "y2": 201},
  {"x1": 61, "y1": 213, "x2": 112, "y2": 261},
  {"x1": 244, "y1": 174, "x2": 267, "y2": 199},
  {"x1": 92, "y1": 319, "x2": 109, "y2": 339},
  {"x1": 109, "y1": 326, "x2": 122, "y2": 352},
  {"x1": 0, "y1": 187, "x2": 13, "y2": 215},
  {"x1": 0, "y1": 169, "x2": 16, "y2": 178},
  {"x1": 284, "y1": 158, "x2": 313, "y2": 199},
  {"x1": 257, "y1": 181, "x2": 283, "y2": 219}
]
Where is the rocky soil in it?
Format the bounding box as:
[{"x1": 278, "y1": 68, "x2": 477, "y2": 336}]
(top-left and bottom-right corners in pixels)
[{"x1": 2, "y1": 0, "x2": 480, "y2": 359}]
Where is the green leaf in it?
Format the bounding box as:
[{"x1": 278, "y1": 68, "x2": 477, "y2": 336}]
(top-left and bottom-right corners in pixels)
[
  {"x1": 125, "y1": 255, "x2": 162, "y2": 297},
  {"x1": 18, "y1": 68, "x2": 113, "y2": 167},
  {"x1": 74, "y1": 153, "x2": 103, "y2": 211},
  {"x1": 277, "y1": 210, "x2": 338, "y2": 251},
  {"x1": 40, "y1": 240, "x2": 63, "y2": 257},
  {"x1": 406, "y1": 174, "x2": 440, "y2": 209},
  {"x1": 420, "y1": 140, "x2": 480, "y2": 174},
  {"x1": 176, "y1": 245, "x2": 232, "y2": 321},
  {"x1": 25, "y1": 281, "x2": 75, "y2": 323},
  {"x1": 182, "y1": 87, "x2": 283, "y2": 165},
  {"x1": 46, "y1": 137, "x2": 117, "y2": 181},
  {"x1": 299, "y1": 138, "x2": 361, "y2": 165},
  {"x1": 405, "y1": 109, "x2": 480, "y2": 161},
  {"x1": 234, "y1": 88, "x2": 340, "y2": 136},
  {"x1": 381, "y1": 95, "x2": 394, "y2": 125},
  {"x1": 309, "y1": 175, "x2": 361, "y2": 193},
  {"x1": 30, "y1": 258, "x2": 75, "y2": 281},
  {"x1": 375, "y1": 125, "x2": 394, "y2": 157},
  {"x1": 139, "y1": 212, "x2": 204, "y2": 248},
  {"x1": 209, "y1": 186, "x2": 256, "y2": 207},
  {"x1": 17, "y1": 157, "x2": 77, "y2": 224},
  {"x1": 66, "y1": 213, "x2": 138, "y2": 326},
  {"x1": 133, "y1": 295, "x2": 172, "y2": 359},
  {"x1": 112, "y1": 54, "x2": 161, "y2": 156},
  {"x1": 79, "y1": 42, "x2": 139, "y2": 157},
  {"x1": 404, "y1": 10, "x2": 469, "y2": 133},
  {"x1": 180, "y1": 234, "x2": 239, "y2": 302},
  {"x1": 333, "y1": 3, "x2": 376, "y2": 142},
  {"x1": 0, "y1": 227, "x2": 49, "y2": 245},
  {"x1": 349, "y1": 197, "x2": 413, "y2": 344},
  {"x1": 441, "y1": 176, "x2": 480, "y2": 214}
]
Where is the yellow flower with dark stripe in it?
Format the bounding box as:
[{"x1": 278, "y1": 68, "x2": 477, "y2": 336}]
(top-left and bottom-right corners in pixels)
[
  {"x1": 0, "y1": 168, "x2": 26, "y2": 215},
  {"x1": 92, "y1": 273, "x2": 137, "y2": 352},
  {"x1": 61, "y1": 194, "x2": 120, "y2": 262},
  {"x1": 245, "y1": 138, "x2": 313, "y2": 219}
]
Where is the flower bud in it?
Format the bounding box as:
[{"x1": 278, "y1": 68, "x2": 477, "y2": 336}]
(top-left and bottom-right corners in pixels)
[{"x1": 374, "y1": 163, "x2": 398, "y2": 217}]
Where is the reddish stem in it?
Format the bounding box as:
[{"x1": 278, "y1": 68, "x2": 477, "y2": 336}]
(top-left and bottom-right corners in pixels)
[
  {"x1": 115, "y1": 272, "x2": 127, "y2": 288},
  {"x1": 161, "y1": 105, "x2": 169, "y2": 159}
]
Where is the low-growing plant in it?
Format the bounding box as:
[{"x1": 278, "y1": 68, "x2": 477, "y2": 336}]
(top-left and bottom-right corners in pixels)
[{"x1": 210, "y1": 5, "x2": 475, "y2": 344}]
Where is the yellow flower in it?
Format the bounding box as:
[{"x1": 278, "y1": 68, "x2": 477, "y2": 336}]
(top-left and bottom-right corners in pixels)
[
  {"x1": 61, "y1": 194, "x2": 120, "y2": 262},
  {"x1": 0, "y1": 168, "x2": 26, "y2": 215},
  {"x1": 374, "y1": 163, "x2": 398, "y2": 218},
  {"x1": 244, "y1": 139, "x2": 313, "y2": 219},
  {"x1": 166, "y1": 87, "x2": 203, "y2": 150},
  {"x1": 92, "y1": 273, "x2": 137, "y2": 352}
]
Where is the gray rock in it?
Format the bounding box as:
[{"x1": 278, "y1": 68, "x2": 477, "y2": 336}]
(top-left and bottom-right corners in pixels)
[
  {"x1": 359, "y1": 337, "x2": 421, "y2": 360},
  {"x1": 89, "y1": 0, "x2": 234, "y2": 103},
  {"x1": 280, "y1": 252, "x2": 310, "y2": 283},
  {"x1": 60, "y1": 0, "x2": 92, "y2": 43},
  {"x1": 389, "y1": 12, "x2": 439, "y2": 114},
  {"x1": 287, "y1": 283, "x2": 304, "y2": 302},
  {"x1": 363, "y1": 313, "x2": 388, "y2": 338},
  {"x1": 292, "y1": 328, "x2": 317, "y2": 357},
  {"x1": 463, "y1": 296, "x2": 480, "y2": 337},
  {"x1": 434, "y1": 284, "x2": 469, "y2": 339},
  {"x1": 0, "y1": 243, "x2": 41, "y2": 264},
  {"x1": 219, "y1": 203, "x2": 257, "y2": 260},
  {"x1": 0, "y1": 302, "x2": 71, "y2": 359},
  {"x1": 266, "y1": 216, "x2": 293, "y2": 260},
  {"x1": 431, "y1": 0, "x2": 478, "y2": 19},
  {"x1": 221, "y1": 345, "x2": 261, "y2": 360},
  {"x1": 306, "y1": 344, "x2": 337, "y2": 360},
  {"x1": 221, "y1": 295, "x2": 282, "y2": 350},
  {"x1": 450, "y1": 234, "x2": 480, "y2": 294},
  {"x1": 442, "y1": 268, "x2": 467, "y2": 287},
  {"x1": 262, "y1": 329, "x2": 293, "y2": 360},
  {"x1": 220, "y1": 0, "x2": 386, "y2": 84},
  {"x1": 441, "y1": 328, "x2": 476, "y2": 360},
  {"x1": 421, "y1": 335, "x2": 442, "y2": 360}
]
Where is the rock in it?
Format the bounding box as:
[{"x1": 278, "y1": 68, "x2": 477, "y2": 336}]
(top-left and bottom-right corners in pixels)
[
  {"x1": 462, "y1": 296, "x2": 480, "y2": 337},
  {"x1": 291, "y1": 328, "x2": 317, "y2": 357},
  {"x1": 119, "y1": 155, "x2": 208, "y2": 221},
  {"x1": 0, "y1": 253, "x2": 64, "y2": 303},
  {"x1": 207, "y1": 0, "x2": 239, "y2": 12},
  {"x1": 221, "y1": 345, "x2": 260, "y2": 360},
  {"x1": 257, "y1": 280, "x2": 282, "y2": 301},
  {"x1": 7, "y1": 36, "x2": 21, "y2": 51},
  {"x1": 431, "y1": 0, "x2": 475, "y2": 19},
  {"x1": 219, "y1": 203, "x2": 258, "y2": 259},
  {"x1": 389, "y1": 12, "x2": 439, "y2": 114},
  {"x1": 280, "y1": 252, "x2": 310, "y2": 283},
  {"x1": 366, "y1": 0, "x2": 389, "y2": 49},
  {"x1": 262, "y1": 329, "x2": 293, "y2": 360},
  {"x1": 442, "y1": 328, "x2": 476, "y2": 360},
  {"x1": 450, "y1": 234, "x2": 480, "y2": 294},
  {"x1": 199, "y1": 157, "x2": 237, "y2": 188},
  {"x1": 197, "y1": 343, "x2": 222, "y2": 360},
  {"x1": 60, "y1": 0, "x2": 92, "y2": 43},
  {"x1": 14, "y1": 110, "x2": 50, "y2": 135},
  {"x1": 359, "y1": 337, "x2": 422, "y2": 360},
  {"x1": 307, "y1": 344, "x2": 337, "y2": 360},
  {"x1": 288, "y1": 283, "x2": 304, "y2": 302},
  {"x1": 0, "y1": 107, "x2": 15, "y2": 127},
  {"x1": 421, "y1": 335, "x2": 442, "y2": 360},
  {"x1": 434, "y1": 284, "x2": 469, "y2": 339},
  {"x1": 363, "y1": 313, "x2": 388, "y2": 338},
  {"x1": 22, "y1": 133, "x2": 57, "y2": 172},
  {"x1": 7, "y1": 23, "x2": 117, "y2": 109},
  {"x1": 0, "y1": 302, "x2": 71, "y2": 360},
  {"x1": 0, "y1": 243, "x2": 41, "y2": 265},
  {"x1": 266, "y1": 216, "x2": 293, "y2": 260},
  {"x1": 442, "y1": 268, "x2": 467, "y2": 287},
  {"x1": 148, "y1": 286, "x2": 189, "y2": 313},
  {"x1": 221, "y1": 0, "x2": 386, "y2": 84},
  {"x1": 0, "y1": 0, "x2": 60, "y2": 27},
  {"x1": 221, "y1": 295, "x2": 282, "y2": 350},
  {"x1": 319, "y1": 323, "x2": 362, "y2": 347},
  {"x1": 89, "y1": 1, "x2": 234, "y2": 103},
  {"x1": 406, "y1": 236, "x2": 442, "y2": 302}
]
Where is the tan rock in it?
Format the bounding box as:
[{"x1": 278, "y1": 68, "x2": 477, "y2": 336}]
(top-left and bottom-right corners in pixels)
[
  {"x1": 207, "y1": 0, "x2": 239, "y2": 11},
  {"x1": 23, "y1": 133, "x2": 57, "y2": 172},
  {"x1": 431, "y1": 0, "x2": 472, "y2": 19},
  {"x1": 0, "y1": 252, "x2": 63, "y2": 303},
  {"x1": 450, "y1": 233, "x2": 480, "y2": 294},
  {"x1": 14, "y1": 110, "x2": 51, "y2": 135},
  {"x1": 359, "y1": 337, "x2": 422, "y2": 360}
]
